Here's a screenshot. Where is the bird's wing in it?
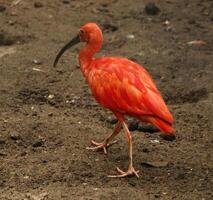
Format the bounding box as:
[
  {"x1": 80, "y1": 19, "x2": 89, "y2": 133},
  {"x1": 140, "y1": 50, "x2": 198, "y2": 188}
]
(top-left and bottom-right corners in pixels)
[{"x1": 88, "y1": 58, "x2": 173, "y2": 124}]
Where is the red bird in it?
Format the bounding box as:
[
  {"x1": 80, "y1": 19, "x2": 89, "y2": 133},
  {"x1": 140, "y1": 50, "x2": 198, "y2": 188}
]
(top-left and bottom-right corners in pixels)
[{"x1": 54, "y1": 23, "x2": 175, "y2": 178}]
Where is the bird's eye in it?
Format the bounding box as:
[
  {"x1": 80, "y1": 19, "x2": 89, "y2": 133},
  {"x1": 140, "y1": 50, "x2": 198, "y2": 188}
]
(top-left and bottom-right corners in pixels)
[
  {"x1": 79, "y1": 30, "x2": 85, "y2": 36},
  {"x1": 79, "y1": 29, "x2": 88, "y2": 42}
]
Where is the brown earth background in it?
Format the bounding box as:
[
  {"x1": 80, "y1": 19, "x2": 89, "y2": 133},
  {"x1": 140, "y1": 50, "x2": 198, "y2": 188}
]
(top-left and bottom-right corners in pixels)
[{"x1": 0, "y1": 0, "x2": 212, "y2": 199}]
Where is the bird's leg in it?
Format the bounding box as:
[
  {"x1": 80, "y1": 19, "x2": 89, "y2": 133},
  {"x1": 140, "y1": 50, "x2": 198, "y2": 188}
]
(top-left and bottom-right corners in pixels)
[
  {"x1": 86, "y1": 121, "x2": 122, "y2": 154},
  {"x1": 108, "y1": 122, "x2": 139, "y2": 178}
]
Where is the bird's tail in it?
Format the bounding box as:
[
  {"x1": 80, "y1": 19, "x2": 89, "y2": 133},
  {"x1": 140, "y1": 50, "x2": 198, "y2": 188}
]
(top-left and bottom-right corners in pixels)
[{"x1": 140, "y1": 116, "x2": 175, "y2": 135}]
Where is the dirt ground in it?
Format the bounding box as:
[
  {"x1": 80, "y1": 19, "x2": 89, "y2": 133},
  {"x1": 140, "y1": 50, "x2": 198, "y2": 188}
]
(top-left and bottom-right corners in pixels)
[{"x1": 0, "y1": 0, "x2": 212, "y2": 199}]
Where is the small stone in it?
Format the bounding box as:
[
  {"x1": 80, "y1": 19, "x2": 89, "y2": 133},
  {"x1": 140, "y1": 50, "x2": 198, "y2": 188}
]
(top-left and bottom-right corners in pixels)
[
  {"x1": 34, "y1": 2, "x2": 43, "y2": 8},
  {"x1": 10, "y1": 133, "x2": 21, "y2": 140},
  {"x1": 154, "y1": 193, "x2": 161, "y2": 198},
  {"x1": 32, "y1": 139, "x2": 44, "y2": 147},
  {"x1": 126, "y1": 34, "x2": 135, "y2": 39},
  {"x1": 41, "y1": 159, "x2": 48, "y2": 163},
  {"x1": 106, "y1": 116, "x2": 118, "y2": 124},
  {"x1": 23, "y1": 175, "x2": 29, "y2": 180},
  {"x1": 8, "y1": 20, "x2": 15, "y2": 26},
  {"x1": 145, "y1": 3, "x2": 160, "y2": 15},
  {"x1": 163, "y1": 20, "x2": 170, "y2": 25},
  {"x1": 150, "y1": 139, "x2": 159, "y2": 144},
  {"x1": 48, "y1": 112, "x2": 53, "y2": 117},
  {"x1": 32, "y1": 59, "x2": 42, "y2": 65},
  {"x1": 47, "y1": 94, "x2": 54, "y2": 100},
  {"x1": 0, "y1": 5, "x2": 6, "y2": 12}
]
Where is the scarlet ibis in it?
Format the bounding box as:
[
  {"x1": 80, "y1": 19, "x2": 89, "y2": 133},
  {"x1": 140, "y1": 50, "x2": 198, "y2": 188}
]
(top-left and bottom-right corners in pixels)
[{"x1": 53, "y1": 23, "x2": 175, "y2": 178}]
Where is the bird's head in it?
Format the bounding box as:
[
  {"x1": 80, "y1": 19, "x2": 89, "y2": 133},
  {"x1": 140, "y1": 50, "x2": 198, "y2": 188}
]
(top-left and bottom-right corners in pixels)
[{"x1": 53, "y1": 23, "x2": 103, "y2": 67}]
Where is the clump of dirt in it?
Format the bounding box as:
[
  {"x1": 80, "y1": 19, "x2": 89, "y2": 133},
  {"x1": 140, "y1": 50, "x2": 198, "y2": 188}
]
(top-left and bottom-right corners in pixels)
[{"x1": 17, "y1": 88, "x2": 50, "y2": 103}]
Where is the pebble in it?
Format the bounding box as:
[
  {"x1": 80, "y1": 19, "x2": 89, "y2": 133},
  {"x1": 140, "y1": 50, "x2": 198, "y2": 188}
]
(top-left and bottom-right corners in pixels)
[
  {"x1": 48, "y1": 112, "x2": 53, "y2": 117},
  {"x1": 32, "y1": 139, "x2": 44, "y2": 147},
  {"x1": 32, "y1": 59, "x2": 42, "y2": 65},
  {"x1": 10, "y1": 132, "x2": 21, "y2": 140},
  {"x1": 8, "y1": 20, "x2": 15, "y2": 26},
  {"x1": 47, "y1": 94, "x2": 54, "y2": 100},
  {"x1": 106, "y1": 116, "x2": 118, "y2": 124},
  {"x1": 164, "y1": 20, "x2": 170, "y2": 25},
  {"x1": 126, "y1": 34, "x2": 135, "y2": 39},
  {"x1": 154, "y1": 193, "x2": 161, "y2": 198},
  {"x1": 150, "y1": 139, "x2": 160, "y2": 144},
  {"x1": 145, "y1": 3, "x2": 160, "y2": 15}
]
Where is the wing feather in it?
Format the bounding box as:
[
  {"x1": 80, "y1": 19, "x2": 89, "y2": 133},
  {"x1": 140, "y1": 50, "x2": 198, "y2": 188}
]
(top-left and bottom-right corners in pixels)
[{"x1": 88, "y1": 57, "x2": 173, "y2": 124}]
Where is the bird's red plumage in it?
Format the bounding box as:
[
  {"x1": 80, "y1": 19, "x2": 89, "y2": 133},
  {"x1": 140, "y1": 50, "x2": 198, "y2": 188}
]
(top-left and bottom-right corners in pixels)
[
  {"x1": 87, "y1": 57, "x2": 174, "y2": 134},
  {"x1": 54, "y1": 23, "x2": 175, "y2": 177}
]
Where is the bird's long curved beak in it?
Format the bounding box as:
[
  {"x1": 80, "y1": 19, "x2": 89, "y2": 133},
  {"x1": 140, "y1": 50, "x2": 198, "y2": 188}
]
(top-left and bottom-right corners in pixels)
[{"x1": 53, "y1": 35, "x2": 80, "y2": 67}]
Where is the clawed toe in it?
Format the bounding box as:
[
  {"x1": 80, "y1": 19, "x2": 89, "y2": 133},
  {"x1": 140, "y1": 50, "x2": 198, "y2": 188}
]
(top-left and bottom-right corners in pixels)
[
  {"x1": 91, "y1": 140, "x2": 102, "y2": 146},
  {"x1": 108, "y1": 166, "x2": 139, "y2": 178},
  {"x1": 86, "y1": 140, "x2": 117, "y2": 154}
]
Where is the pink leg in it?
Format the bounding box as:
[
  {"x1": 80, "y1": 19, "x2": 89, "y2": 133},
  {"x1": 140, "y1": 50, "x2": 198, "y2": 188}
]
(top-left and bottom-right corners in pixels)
[
  {"x1": 86, "y1": 121, "x2": 122, "y2": 154},
  {"x1": 108, "y1": 121, "x2": 139, "y2": 178}
]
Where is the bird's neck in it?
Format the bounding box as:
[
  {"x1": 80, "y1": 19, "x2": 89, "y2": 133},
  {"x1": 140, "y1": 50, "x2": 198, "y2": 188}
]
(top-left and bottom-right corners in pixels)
[{"x1": 79, "y1": 42, "x2": 102, "y2": 78}]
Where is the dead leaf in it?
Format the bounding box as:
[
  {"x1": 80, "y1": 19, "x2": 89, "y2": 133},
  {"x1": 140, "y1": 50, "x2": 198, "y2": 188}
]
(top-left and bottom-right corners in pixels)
[{"x1": 187, "y1": 40, "x2": 207, "y2": 46}]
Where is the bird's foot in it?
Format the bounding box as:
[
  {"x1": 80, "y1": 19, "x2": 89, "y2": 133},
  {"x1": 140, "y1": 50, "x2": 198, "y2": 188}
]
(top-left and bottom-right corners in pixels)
[
  {"x1": 86, "y1": 140, "x2": 117, "y2": 154},
  {"x1": 108, "y1": 166, "x2": 139, "y2": 178}
]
